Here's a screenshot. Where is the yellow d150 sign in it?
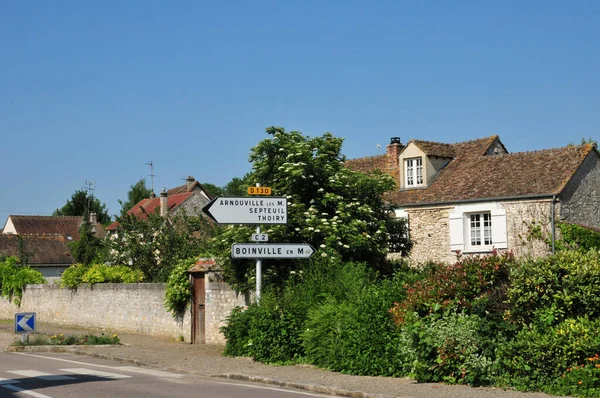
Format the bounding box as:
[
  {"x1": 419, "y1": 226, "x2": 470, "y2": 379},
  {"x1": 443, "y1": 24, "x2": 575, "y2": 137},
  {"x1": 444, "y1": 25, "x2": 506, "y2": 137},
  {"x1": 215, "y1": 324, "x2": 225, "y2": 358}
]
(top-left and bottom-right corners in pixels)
[{"x1": 247, "y1": 186, "x2": 272, "y2": 195}]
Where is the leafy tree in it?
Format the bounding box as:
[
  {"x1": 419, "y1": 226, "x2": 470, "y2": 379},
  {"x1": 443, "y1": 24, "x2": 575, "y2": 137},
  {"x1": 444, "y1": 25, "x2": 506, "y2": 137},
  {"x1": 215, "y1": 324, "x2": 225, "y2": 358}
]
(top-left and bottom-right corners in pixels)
[
  {"x1": 223, "y1": 174, "x2": 251, "y2": 196},
  {"x1": 106, "y1": 211, "x2": 213, "y2": 282},
  {"x1": 118, "y1": 179, "x2": 153, "y2": 216},
  {"x1": 200, "y1": 183, "x2": 223, "y2": 198},
  {"x1": 54, "y1": 190, "x2": 111, "y2": 224},
  {"x1": 69, "y1": 220, "x2": 105, "y2": 265},
  {"x1": 210, "y1": 126, "x2": 407, "y2": 292}
]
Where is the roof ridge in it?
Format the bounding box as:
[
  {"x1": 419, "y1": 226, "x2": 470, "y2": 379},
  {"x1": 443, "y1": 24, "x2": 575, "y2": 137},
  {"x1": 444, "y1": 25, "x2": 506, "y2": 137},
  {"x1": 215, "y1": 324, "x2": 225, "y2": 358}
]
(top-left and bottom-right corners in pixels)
[
  {"x1": 484, "y1": 144, "x2": 589, "y2": 158},
  {"x1": 409, "y1": 135, "x2": 499, "y2": 146}
]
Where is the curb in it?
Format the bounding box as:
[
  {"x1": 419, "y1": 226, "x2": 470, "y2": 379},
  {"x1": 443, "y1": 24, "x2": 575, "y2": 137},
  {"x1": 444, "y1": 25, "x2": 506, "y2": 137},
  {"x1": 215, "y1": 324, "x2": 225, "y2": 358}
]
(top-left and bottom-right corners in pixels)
[{"x1": 5, "y1": 345, "x2": 394, "y2": 398}]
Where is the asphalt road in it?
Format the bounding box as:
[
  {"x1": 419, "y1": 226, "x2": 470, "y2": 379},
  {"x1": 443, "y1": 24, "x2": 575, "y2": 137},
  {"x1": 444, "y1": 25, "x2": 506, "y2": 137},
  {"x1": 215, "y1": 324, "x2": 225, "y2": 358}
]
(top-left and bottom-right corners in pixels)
[{"x1": 0, "y1": 352, "x2": 333, "y2": 398}]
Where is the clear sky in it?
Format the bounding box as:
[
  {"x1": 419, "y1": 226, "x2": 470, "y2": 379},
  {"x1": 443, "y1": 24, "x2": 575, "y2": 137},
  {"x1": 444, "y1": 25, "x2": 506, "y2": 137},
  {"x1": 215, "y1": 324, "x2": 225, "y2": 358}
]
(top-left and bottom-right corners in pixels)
[{"x1": 1, "y1": 1, "x2": 599, "y2": 224}]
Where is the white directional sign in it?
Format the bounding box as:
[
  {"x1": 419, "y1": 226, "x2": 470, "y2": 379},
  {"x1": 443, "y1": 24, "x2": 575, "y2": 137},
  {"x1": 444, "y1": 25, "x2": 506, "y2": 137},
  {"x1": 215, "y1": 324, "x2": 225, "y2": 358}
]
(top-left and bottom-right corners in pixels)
[
  {"x1": 231, "y1": 243, "x2": 315, "y2": 259},
  {"x1": 15, "y1": 312, "x2": 36, "y2": 333},
  {"x1": 202, "y1": 197, "x2": 287, "y2": 224}
]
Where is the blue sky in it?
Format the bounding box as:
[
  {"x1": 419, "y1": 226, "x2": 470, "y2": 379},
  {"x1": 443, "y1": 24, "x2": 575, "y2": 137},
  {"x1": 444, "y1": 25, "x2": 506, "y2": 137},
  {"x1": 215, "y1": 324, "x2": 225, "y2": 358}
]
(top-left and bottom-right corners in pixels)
[{"x1": 1, "y1": 1, "x2": 599, "y2": 224}]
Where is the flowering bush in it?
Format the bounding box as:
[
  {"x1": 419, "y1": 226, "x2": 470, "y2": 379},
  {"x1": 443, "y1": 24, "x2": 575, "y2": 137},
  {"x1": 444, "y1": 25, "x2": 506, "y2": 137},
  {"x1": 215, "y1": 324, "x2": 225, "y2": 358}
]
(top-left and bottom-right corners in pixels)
[
  {"x1": 389, "y1": 251, "x2": 514, "y2": 325},
  {"x1": 551, "y1": 354, "x2": 600, "y2": 397}
]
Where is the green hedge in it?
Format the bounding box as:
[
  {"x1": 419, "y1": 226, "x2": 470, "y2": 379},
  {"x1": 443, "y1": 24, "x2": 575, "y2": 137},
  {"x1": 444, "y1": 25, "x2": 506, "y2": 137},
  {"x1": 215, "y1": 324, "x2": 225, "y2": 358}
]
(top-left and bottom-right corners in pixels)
[
  {"x1": 0, "y1": 257, "x2": 46, "y2": 305},
  {"x1": 60, "y1": 263, "x2": 144, "y2": 288}
]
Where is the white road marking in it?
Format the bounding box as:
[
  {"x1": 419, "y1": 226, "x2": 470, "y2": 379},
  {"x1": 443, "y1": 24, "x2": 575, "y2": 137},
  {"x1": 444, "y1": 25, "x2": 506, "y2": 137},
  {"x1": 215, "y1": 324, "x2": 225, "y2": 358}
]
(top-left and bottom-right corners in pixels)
[
  {"x1": 113, "y1": 366, "x2": 183, "y2": 378},
  {"x1": 1, "y1": 383, "x2": 55, "y2": 398},
  {"x1": 60, "y1": 368, "x2": 131, "y2": 379},
  {"x1": 8, "y1": 370, "x2": 76, "y2": 381},
  {"x1": 12, "y1": 353, "x2": 115, "y2": 369},
  {"x1": 0, "y1": 377, "x2": 20, "y2": 385}
]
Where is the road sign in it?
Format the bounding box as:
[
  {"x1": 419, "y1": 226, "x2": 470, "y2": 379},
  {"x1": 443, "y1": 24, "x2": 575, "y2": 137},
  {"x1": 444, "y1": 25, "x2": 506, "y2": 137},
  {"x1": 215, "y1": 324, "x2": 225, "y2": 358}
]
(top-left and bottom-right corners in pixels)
[
  {"x1": 251, "y1": 233, "x2": 269, "y2": 242},
  {"x1": 15, "y1": 312, "x2": 35, "y2": 333},
  {"x1": 247, "y1": 186, "x2": 272, "y2": 195},
  {"x1": 202, "y1": 197, "x2": 287, "y2": 224},
  {"x1": 231, "y1": 243, "x2": 315, "y2": 259}
]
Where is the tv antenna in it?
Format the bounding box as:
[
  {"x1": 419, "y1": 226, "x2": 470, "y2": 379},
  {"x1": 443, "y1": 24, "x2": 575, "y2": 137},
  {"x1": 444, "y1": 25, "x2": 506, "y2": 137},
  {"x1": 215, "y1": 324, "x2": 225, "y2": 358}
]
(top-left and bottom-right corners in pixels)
[
  {"x1": 375, "y1": 144, "x2": 382, "y2": 153},
  {"x1": 145, "y1": 161, "x2": 155, "y2": 196},
  {"x1": 83, "y1": 180, "x2": 96, "y2": 217}
]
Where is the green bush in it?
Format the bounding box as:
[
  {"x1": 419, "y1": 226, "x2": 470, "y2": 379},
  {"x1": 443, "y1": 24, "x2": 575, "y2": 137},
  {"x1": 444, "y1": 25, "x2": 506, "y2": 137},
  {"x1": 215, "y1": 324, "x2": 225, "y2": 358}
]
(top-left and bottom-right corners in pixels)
[
  {"x1": 507, "y1": 250, "x2": 600, "y2": 326},
  {"x1": 303, "y1": 268, "x2": 412, "y2": 376},
  {"x1": 60, "y1": 263, "x2": 89, "y2": 288},
  {"x1": 164, "y1": 258, "x2": 196, "y2": 321},
  {"x1": 0, "y1": 256, "x2": 46, "y2": 305},
  {"x1": 549, "y1": 353, "x2": 600, "y2": 397},
  {"x1": 221, "y1": 306, "x2": 254, "y2": 357},
  {"x1": 496, "y1": 317, "x2": 600, "y2": 391},
  {"x1": 61, "y1": 263, "x2": 144, "y2": 288},
  {"x1": 221, "y1": 291, "x2": 305, "y2": 364},
  {"x1": 405, "y1": 312, "x2": 502, "y2": 386},
  {"x1": 556, "y1": 223, "x2": 600, "y2": 251}
]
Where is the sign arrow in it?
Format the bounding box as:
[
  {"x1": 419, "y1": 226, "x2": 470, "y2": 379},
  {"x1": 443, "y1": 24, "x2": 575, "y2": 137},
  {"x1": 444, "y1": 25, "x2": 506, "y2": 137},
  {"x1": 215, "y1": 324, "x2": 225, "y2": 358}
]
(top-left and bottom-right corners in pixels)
[
  {"x1": 202, "y1": 197, "x2": 287, "y2": 225},
  {"x1": 231, "y1": 243, "x2": 315, "y2": 259},
  {"x1": 15, "y1": 313, "x2": 35, "y2": 333}
]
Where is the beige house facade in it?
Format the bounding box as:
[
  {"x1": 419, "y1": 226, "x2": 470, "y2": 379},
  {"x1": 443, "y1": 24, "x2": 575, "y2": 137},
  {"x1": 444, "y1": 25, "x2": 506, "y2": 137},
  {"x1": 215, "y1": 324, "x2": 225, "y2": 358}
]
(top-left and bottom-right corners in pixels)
[{"x1": 347, "y1": 136, "x2": 600, "y2": 265}]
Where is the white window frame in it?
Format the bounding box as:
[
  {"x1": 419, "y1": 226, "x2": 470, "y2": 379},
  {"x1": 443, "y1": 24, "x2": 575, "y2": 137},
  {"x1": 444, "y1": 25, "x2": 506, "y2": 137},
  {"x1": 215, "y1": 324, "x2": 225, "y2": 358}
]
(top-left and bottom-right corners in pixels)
[
  {"x1": 405, "y1": 157, "x2": 424, "y2": 187},
  {"x1": 467, "y1": 212, "x2": 493, "y2": 250},
  {"x1": 449, "y1": 203, "x2": 507, "y2": 253}
]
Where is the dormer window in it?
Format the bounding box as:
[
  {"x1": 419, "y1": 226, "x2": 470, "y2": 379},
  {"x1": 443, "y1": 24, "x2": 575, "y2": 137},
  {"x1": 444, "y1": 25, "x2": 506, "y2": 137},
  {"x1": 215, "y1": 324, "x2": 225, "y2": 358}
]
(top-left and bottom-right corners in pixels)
[{"x1": 405, "y1": 158, "x2": 423, "y2": 187}]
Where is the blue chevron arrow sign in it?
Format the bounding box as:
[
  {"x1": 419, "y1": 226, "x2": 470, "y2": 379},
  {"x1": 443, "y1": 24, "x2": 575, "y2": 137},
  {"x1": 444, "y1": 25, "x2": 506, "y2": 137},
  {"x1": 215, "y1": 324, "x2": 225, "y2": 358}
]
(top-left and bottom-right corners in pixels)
[{"x1": 15, "y1": 312, "x2": 36, "y2": 333}]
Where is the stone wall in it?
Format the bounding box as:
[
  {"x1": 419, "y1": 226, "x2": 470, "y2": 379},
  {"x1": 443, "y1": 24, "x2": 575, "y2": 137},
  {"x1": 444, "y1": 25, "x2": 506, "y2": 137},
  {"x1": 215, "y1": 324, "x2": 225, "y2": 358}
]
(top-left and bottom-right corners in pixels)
[
  {"x1": 404, "y1": 199, "x2": 558, "y2": 265},
  {"x1": 503, "y1": 199, "x2": 555, "y2": 259},
  {"x1": 204, "y1": 271, "x2": 250, "y2": 344},
  {"x1": 404, "y1": 206, "x2": 454, "y2": 264},
  {"x1": 560, "y1": 151, "x2": 600, "y2": 229},
  {"x1": 0, "y1": 284, "x2": 192, "y2": 341}
]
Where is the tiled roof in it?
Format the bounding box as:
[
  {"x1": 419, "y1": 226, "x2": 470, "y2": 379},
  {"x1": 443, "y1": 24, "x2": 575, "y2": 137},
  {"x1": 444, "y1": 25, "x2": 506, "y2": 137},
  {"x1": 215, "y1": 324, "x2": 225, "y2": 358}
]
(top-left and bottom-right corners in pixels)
[
  {"x1": 345, "y1": 154, "x2": 389, "y2": 174},
  {"x1": 410, "y1": 140, "x2": 456, "y2": 158},
  {"x1": 386, "y1": 144, "x2": 596, "y2": 206},
  {"x1": 6, "y1": 216, "x2": 82, "y2": 239},
  {"x1": 167, "y1": 179, "x2": 212, "y2": 198},
  {"x1": 188, "y1": 258, "x2": 217, "y2": 273},
  {"x1": 106, "y1": 193, "x2": 193, "y2": 231},
  {"x1": 0, "y1": 235, "x2": 74, "y2": 265}
]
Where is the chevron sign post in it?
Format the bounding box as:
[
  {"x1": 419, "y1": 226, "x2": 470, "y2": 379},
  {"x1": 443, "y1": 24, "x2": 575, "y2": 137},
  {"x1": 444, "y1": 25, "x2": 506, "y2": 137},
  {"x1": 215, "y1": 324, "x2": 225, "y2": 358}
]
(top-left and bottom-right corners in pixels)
[{"x1": 15, "y1": 312, "x2": 36, "y2": 333}]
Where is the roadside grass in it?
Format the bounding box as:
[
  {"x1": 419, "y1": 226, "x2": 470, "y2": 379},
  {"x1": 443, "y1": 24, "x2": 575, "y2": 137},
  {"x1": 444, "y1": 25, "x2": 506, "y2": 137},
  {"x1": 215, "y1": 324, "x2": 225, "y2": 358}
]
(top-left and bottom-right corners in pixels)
[{"x1": 11, "y1": 333, "x2": 120, "y2": 347}]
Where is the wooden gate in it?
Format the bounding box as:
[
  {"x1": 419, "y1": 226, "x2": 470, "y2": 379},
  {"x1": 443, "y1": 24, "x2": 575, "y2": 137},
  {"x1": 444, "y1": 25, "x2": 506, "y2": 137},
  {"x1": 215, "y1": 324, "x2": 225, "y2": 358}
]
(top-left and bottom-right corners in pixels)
[{"x1": 191, "y1": 272, "x2": 205, "y2": 344}]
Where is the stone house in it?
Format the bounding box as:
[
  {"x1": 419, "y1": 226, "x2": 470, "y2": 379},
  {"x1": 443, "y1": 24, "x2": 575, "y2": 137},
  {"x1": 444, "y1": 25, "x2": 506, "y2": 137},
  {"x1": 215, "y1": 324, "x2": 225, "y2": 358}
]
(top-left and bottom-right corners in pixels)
[
  {"x1": 346, "y1": 136, "x2": 600, "y2": 264},
  {"x1": 0, "y1": 213, "x2": 106, "y2": 278},
  {"x1": 106, "y1": 176, "x2": 213, "y2": 233}
]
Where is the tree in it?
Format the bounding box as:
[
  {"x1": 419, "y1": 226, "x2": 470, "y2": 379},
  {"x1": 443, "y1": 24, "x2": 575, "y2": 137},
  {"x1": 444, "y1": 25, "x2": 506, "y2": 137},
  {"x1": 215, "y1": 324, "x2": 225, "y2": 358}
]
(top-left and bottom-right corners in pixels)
[
  {"x1": 69, "y1": 220, "x2": 105, "y2": 265},
  {"x1": 210, "y1": 126, "x2": 408, "y2": 292},
  {"x1": 106, "y1": 211, "x2": 213, "y2": 282},
  {"x1": 223, "y1": 174, "x2": 252, "y2": 196},
  {"x1": 118, "y1": 179, "x2": 153, "y2": 217},
  {"x1": 200, "y1": 183, "x2": 223, "y2": 198},
  {"x1": 54, "y1": 190, "x2": 111, "y2": 224}
]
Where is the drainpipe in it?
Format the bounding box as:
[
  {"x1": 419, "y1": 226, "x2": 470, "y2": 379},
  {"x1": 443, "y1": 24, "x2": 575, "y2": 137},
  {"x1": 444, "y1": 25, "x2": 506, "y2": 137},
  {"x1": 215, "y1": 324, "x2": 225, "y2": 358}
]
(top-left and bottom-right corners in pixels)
[{"x1": 551, "y1": 195, "x2": 556, "y2": 254}]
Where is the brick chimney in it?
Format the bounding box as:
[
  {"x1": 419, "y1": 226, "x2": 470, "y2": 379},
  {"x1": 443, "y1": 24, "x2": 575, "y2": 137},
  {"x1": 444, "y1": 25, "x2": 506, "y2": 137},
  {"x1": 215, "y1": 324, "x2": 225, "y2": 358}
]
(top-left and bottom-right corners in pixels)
[
  {"x1": 186, "y1": 176, "x2": 195, "y2": 192},
  {"x1": 386, "y1": 137, "x2": 404, "y2": 169},
  {"x1": 386, "y1": 137, "x2": 404, "y2": 186},
  {"x1": 160, "y1": 188, "x2": 168, "y2": 217}
]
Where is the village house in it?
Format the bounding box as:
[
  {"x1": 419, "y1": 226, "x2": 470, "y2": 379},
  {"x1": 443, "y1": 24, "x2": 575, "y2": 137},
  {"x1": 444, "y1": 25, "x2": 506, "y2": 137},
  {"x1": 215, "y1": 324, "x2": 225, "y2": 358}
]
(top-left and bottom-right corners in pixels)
[
  {"x1": 105, "y1": 176, "x2": 213, "y2": 233},
  {"x1": 346, "y1": 136, "x2": 600, "y2": 264},
  {"x1": 0, "y1": 213, "x2": 105, "y2": 278}
]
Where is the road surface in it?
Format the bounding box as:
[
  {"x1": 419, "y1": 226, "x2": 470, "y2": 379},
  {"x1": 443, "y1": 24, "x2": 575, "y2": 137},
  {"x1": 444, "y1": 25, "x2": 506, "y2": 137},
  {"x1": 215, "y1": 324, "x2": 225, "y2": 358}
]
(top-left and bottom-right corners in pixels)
[{"x1": 0, "y1": 352, "x2": 332, "y2": 398}]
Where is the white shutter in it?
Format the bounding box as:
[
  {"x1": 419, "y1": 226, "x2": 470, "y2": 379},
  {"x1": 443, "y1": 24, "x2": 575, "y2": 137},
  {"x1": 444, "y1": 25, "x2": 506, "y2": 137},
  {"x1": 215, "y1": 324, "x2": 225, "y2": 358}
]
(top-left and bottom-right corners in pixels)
[
  {"x1": 491, "y1": 208, "x2": 508, "y2": 249},
  {"x1": 449, "y1": 211, "x2": 464, "y2": 252}
]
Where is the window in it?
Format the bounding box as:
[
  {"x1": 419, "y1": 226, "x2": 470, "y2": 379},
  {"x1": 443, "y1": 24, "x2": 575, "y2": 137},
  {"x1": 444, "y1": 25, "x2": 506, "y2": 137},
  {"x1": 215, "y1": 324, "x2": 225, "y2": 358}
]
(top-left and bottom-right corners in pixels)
[
  {"x1": 449, "y1": 203, "x2": 507, "y2": 253},
  {"x1": 469, "y1": 212, "x2": 492, "y2": 247},
  {"x1": 405, "y1": 158, "x2": 423, "y2": 187}
]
